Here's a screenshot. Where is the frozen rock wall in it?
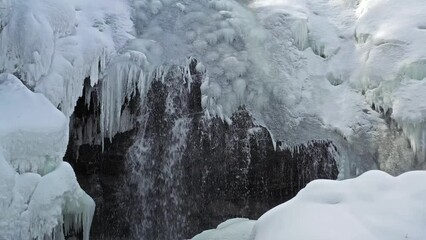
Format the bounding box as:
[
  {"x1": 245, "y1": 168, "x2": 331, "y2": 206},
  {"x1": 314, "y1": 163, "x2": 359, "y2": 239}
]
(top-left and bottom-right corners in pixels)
[{"x1": 66, "y1": 61, "x2": 338, "y2": 239}]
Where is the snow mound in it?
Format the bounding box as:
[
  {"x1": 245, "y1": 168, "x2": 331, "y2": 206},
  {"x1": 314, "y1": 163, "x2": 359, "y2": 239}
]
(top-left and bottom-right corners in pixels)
[
  {"x1": 192, "y1": 218, "x2": 255, "y2": 240},
  {"x1": 250, "y1": 170, "x2": 426, "y2": 240},
  {"x1": 0, "y1": 73, "x2": 95, "y2": 239},
  {"x1": 0, "y1": 73, "x2": 68, "y2": 174}
]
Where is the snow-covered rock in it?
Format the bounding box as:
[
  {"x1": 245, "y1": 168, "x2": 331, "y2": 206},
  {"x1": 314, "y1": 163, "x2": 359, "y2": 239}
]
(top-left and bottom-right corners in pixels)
[
  {"x1": 0, "y1": 73, "x2": 68, "y2": 174},
  {"x1": 250, "y1": 170, "x2": 426, "y2": 240},
  {"x1": 0, "y1": 73, "x2": 94, "y2": 239}
]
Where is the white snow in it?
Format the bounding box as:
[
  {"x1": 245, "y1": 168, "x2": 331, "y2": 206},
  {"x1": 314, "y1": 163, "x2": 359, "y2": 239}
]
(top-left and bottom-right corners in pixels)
[
  {"x1": 0, "y1": 73, "x2": 68, "y2": 174},
  {"x1": 0, "y1": 73, "x2": 95, "y2": 239},
  {"x1": 250, "y1": 170, "x2": 426, "y2": 240},
  {"x1": 192, "y1": 218, "x2": 255, "y2": 240}
]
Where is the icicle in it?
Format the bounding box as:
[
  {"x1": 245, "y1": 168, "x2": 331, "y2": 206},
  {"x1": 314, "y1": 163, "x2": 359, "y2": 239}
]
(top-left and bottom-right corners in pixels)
[
  {"x1": 100, "y1": 51, "x2": 149, "y2": 149},
  {"x1": 290, "y1": 15, "x2": 309, "y2": 50}
]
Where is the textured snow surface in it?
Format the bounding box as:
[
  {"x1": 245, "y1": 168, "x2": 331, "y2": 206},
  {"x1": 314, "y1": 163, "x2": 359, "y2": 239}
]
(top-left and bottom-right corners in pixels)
[
  {"x1": 192, "y1": 171, "x2": 426, "y2": 240},
  {"x1": 250, "y1": 170, "x2": 426, "y2": 240},
  {"x1": 0, "y1": 74, "x2": 94, "y2": 239}
]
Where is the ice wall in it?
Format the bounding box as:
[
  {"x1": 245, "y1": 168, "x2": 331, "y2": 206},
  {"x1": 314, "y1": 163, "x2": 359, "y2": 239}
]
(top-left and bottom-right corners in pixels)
[{"x1": 0, "y1": 74, "x2": 95, "y2": 239}]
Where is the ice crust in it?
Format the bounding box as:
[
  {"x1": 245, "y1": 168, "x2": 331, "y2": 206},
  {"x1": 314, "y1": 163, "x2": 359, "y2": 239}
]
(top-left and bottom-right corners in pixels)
[
  {"x1": 0, "y1": 74, "x2": 95, "y2": 239},
  {"x1": 192, "y1": 171, "x2": 426, "y2": 240}
]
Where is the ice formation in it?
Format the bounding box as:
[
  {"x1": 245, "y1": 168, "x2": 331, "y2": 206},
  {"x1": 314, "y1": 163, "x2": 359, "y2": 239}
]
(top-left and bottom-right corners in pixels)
[
  {"x1": 0, "y1": 74, "x2": 95, "y2": 239},
  {"x1": 1, "y1": 0, "x2": 423, "y2": 176},
  {"x1": 354, "y1": 0, "x2": 426, "y2": 167},
  {"x1": 100, "y1": 50, "x2": 149, "y2": 143},
  {"x1": 192, "y1": 171, "x2": 426, "y2": 240},
  {"x1": 1, "y1": 0, "x2": 426, "y2": 238},
  {"x1": 0, "y1": 0, "x2": 133, "y2": 116}
]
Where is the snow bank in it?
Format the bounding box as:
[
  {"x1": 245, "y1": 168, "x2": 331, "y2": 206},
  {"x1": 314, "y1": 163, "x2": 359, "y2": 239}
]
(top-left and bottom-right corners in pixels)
[
  {"x1": 0, "y1": 74, "x2": 95, "y2": 239},
  {"x1": 0, "y1": 73, "x2": 68, "y2": 174},
  {"x1": 250, "y1": 170, "x2": 426, "y2": 240},
  {"x1": 192, "y1": 218, "x2": 255, "y2": 240}
]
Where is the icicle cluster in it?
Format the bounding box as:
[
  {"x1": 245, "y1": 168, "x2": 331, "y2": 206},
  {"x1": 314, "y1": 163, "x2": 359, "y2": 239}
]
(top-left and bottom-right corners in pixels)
[{"x1": 100, "y1": 51, "x2": 149, "y2": 145}]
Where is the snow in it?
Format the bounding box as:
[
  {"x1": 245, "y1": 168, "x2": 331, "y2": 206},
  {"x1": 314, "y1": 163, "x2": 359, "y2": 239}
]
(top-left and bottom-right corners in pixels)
[
  {"x1": 0, "y1": 73, "x2": 68, "y2": 174},
  {"x1": 250, "y1": 170, "x2": 426, "y2": 240},
  {"x1": 29, "y1": 162, "x2": 95, "y2": 240},
  {"x1": 192, "y1": 218, "x2": 255, "y2": 240},
  {"x1": 0, "y1": 73, "x2": 95, "y2": 239},
  {"x1": 0, "y1": 157, "x2": 95, "y2": 240}
]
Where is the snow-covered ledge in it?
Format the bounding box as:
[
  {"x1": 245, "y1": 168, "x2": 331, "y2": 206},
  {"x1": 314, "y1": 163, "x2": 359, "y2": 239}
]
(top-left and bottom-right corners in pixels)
[{"x1": 0, "y1": 73, "x2": 95, "y2": 239}]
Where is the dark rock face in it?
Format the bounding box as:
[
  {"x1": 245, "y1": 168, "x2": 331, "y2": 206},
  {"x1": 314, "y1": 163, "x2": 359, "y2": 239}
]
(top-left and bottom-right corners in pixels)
[{"x1": 65, "y1": 60, "x2": 339, "y2": 240}]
